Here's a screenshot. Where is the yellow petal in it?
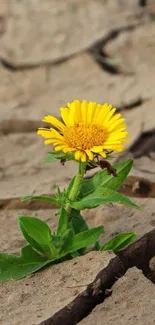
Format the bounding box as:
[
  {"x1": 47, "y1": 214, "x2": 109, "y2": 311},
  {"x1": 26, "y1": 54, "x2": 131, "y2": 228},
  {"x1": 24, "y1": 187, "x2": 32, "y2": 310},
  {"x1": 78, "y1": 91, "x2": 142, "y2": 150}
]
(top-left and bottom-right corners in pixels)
[
  {"x1": 92, "y1": 104, "x2": 102, "y2": 123},
  {"x1": 50, "y1": 128, "x2": 64, "y2": 140},
  {"x1": 81, "y1": 152, "x2": 87, "y2": 162},
  {"x1": 102, "y1": 144, "x2": 124, "y2": 151},
  {"x1": 91, "y1": 146, "x2": 104, "y2": 153},
  {"x1": 44, "y1": 139, "x2": 57, "y2": 145},
  {"x1": 63, "y1": 147, "x2": 76, "y2": 153},
  {"x1": 107, "y1": 131, "x2": 128, "y2": 140},
  {"x1": 60, "y1": 107, "x2": 70, "y2": 126},
  {"x1": 106, "y1": 113, "x2": 121, "y2": 127},
  {"x1": 94, "y1": 103, "x2": 110, "y2": 124},
  {"x1": 85, "y1": 150, "x2": 94, "y2": 160},
  {"x1": 74, "y1": 100, "x2": 81, "y2": 123},
  {"x1": 55, "y1": 145, "x2": 68, "y2": 151},
  {"x1": 75, "y1": 150, "x2": 82, "y2": 160},
  {"x1": 42, "y1": 115, "x2": 65, "y2": 131},
  {"x1": 87, "y1": 102, "x2": 97, "y2": 123},
  {"x1": 82, "y1": 100, "x2": 89, "y2": 124},
  {"x1": 38, "y1": 128, "x2": 64, "y2": 143},
  {"x1": 37, "y1": 127, "x2": 64, "y2": 141},
  {"x1": 104, "y1": 140, "x2": 122, "y2": 145},
  {"x1": 67, "y1": 102, "x2": 71, "y2": 109},
  {"x1": 68, "y1": 104, "x2": 76, "y2": 126},
  {"x1": 107, "y1": 118, "x2": 125, "y2": 132},
  {"x1": 100, "y1": 151, "x2": 106, "y2": 158},
  {"x1": 113, "y1": 124, "x2": 127, "y2": 132},
  {"x1": 37, "y1": 128, "x2": 53, "y2": 138},
  {"x1": 104, "y1": 107, "x2": 116, "y2": 124},
  {"x1": 114, "y1": 146, "x2": 124, "y2": 152},
  {"x1": 68, "y1": 101, "x2": 81, "y2": 125}
]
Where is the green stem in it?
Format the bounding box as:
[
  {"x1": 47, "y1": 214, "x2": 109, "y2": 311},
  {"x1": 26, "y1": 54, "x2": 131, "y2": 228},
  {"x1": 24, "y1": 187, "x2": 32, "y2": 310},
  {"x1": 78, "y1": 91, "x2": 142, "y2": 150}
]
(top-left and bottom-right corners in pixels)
[
  {"x1": 69, "y1": 162, "x2": 85, "y2": 201},
  {"x1": 66, "y1": 162, "x2": 86, "y2": 214}
]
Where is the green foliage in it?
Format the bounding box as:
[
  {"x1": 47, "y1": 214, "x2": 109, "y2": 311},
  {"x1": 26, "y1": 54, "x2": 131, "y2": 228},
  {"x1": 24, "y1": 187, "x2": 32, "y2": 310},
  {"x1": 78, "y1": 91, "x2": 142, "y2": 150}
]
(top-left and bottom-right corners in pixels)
[
  {"x1": 79, "y1": 159, "x2": 133, "y2": 197},
  {"x1": 0, "y1": 158, "x2": 139, "y2": 281},
  {"x1": 44, "y1": 152, "x2": 74, "y2": 163},
  {"x1": 21, "y1": 195, "x2": 59, "y2": 205},
  {"x1": 71, "y1": 186, "x2": 140, "y2": 210},
  {"x1": 66, "y1": 176, "x2": 76, "y2": 195},
  {"x1": 68, "y1": 210, "x2": 89, "y2": 256},
  {"x1": 60, "y1": 226, "x2": 104, "y2": 255},
  {"x1": 0, "y1": 215, "x2": 103, "y2": 280},
  {"x1": 101, "y1": 232, "x2": 136, "y2": 251},
  {"x1": 57, "y1": 208, "x2": 69, "y2": 235},
  {"x1": 19, "y1": 216, "x2": 54, "y2": 258},
  {"x1": 0, "y1": 245, "x2": 50, "y2": 281},
  {"x1": 69, "y1": 210, "x2": 88, "y2": 234}
]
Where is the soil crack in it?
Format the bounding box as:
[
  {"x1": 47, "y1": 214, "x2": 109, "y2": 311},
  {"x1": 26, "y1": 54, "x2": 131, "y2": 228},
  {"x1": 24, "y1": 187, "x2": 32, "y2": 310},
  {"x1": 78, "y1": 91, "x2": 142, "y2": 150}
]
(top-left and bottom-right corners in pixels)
[
  {"x1": 89, "y1": 22, "x2": 146, "y2": 75},
  {"x1": 0, "y1": 22, "x2": 144, "y2": 72},
  {"x1": 1, "y1": 175, "x2": 155, "y2": 211},
  {"x1": 38, "y1": 228, "x2": 155, "y2": 325}
]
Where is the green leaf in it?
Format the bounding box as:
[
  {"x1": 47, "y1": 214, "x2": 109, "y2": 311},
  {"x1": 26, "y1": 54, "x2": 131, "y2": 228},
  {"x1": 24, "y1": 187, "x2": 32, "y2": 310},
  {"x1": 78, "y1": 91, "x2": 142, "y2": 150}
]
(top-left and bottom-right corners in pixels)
[
  {"x1": 101, "y1": 232, "x2": 136, "y2": 251},
  {"x1": 19, "y1": 224, "x2": 47, "y2": 257},
  {"x1": 80, "y1": 159, "x2": 133, "y2": 197},
  {"x1": 71, "y1": 187, "x2": 140, "y2": 210},
  {"x1": 57, "y1": 208, "x2": 69, "y2": 235},
  {"x1": 69, "y1": 210, "x2": 89, "y2": 235},
  {"x1": 50, "y1": 229, "x2": 72, "y2": 252},
  {"x1": 56, "y1": 186, "x2": 61, "y2": 199},
  {"x1": 21, "y1": 195, "x2": 58, "y2": 205},
  {"x1": 66, "y1": 176, "x2": 76, "y2": 195},
  {"x1": 0, "y1": 245, "x2": 50, "y2": 281},
  {"x1": 93, "y1": 241, "x2": 101, "y2": 251},
  {"x1": 68, "y1": 210, "x2": 89, "y2": 256},
  {"x1": 44, "y1": 153, "x2": 59, "y2": 163},
  {"x1": 19, "y1": 216, "x2": 53, "y2": 258},
  {"x1": 19, "y1": 216, "x2": 52, "y2": 245},
  {"x1": 70, "y1": 251, "x2": 81, "y2": 257},
  {"x1": 60, "y1": 226, "x2": 104, "y2": 256},
  {"x1": 44, "y1": 151, "x2": 74, "y2": 163}
]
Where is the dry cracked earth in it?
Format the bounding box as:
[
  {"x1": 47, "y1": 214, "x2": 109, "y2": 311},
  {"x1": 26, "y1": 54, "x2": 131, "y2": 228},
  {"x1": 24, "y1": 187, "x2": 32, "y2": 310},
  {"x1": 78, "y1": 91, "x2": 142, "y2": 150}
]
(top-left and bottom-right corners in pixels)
[{"x1": 1, "y1": 1, "x2": 155, "y2": 324}]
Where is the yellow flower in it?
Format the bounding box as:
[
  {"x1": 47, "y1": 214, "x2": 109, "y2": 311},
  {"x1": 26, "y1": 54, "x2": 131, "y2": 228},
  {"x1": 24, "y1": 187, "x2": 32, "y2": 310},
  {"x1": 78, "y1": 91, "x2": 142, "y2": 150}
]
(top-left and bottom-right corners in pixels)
[{"x1": 37, "y1": 100, "x2": 128, "y2": 162}]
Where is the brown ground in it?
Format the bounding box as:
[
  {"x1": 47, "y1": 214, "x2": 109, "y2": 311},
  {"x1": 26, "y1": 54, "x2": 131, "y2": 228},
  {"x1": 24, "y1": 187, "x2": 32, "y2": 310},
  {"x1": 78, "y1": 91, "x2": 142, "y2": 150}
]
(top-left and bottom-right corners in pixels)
[{"x1": 0, "y1": 1, "x2": 155, "y2": 324}]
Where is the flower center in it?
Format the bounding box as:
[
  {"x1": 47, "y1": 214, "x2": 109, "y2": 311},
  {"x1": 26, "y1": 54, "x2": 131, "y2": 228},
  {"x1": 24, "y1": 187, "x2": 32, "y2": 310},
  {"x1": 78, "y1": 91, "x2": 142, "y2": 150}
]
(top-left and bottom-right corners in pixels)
[{"x1": 63, "y1": 123, "x2": 108, "y2": 150}]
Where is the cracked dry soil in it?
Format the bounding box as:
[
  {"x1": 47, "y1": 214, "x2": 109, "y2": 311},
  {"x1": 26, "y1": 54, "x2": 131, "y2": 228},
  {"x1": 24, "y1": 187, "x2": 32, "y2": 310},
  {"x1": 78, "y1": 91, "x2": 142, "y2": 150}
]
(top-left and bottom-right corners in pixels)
[{"x1": 0, "y1": 1, "x2": 155, "y2": 324}]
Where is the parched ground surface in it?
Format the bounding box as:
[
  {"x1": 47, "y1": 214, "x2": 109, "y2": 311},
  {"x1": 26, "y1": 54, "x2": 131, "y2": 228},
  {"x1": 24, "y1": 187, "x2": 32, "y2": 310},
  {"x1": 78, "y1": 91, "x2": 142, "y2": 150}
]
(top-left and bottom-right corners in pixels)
[{"x1": 1, "y1": 1, "x2": 155, "y2": 324}]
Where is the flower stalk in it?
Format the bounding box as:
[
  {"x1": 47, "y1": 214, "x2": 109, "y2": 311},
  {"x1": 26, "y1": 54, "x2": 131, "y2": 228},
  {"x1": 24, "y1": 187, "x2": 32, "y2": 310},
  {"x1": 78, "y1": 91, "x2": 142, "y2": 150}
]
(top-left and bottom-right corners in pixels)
[
  {"x1": 69, "y1": 162, "x2": 85, "y2": 201},
  {"x1": 65, "y1": 161, "x2": 86, "y2": 215}
]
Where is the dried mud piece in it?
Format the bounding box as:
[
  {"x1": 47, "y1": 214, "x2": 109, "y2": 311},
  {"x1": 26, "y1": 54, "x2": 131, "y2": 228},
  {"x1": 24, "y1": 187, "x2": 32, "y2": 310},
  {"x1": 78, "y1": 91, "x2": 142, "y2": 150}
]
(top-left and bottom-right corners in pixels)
[
  {"x1": 0, "y1": 53, "x2": 145, "y2": 154},
  {"x1": 105, "y1": 22, "x2": 155, "y2": 74},
  {"x1": 131, "y1": 132, "x2": 155, "y2": 158},
  {"x1": 39, "y1": 229, "x2": 155, "y2": 325},
  {"x1": 0, "y1": 251, "x2": 113, "y2": 325},
  {"x1": 0, "y1": 133, "x2": 76, "y2": 199},
  {"x1": 104, "y1": 23, "x2": 155, "y2": 104},
  {"x1": 0, "y1": 208, "x2": 58, "y2": 253},
  {"x1": 0, "y1": 64, "x2": 46, "y2": 104},
  {"x1": 0, "y1": 0, "x2": 141, "y2": 66},
  {"x1": 1, "y1": 176, "x2": 155, "y2": 211},
  {"x1": 79, "y1": 268, "x2": 155, "y2": 325},
  {"x1": 39, "y1": 256, "x2": 124, "y2": 325},
  {"x1": 119, "y1": 175, "x2": 155, "y2": 197},
  {"x1": 84, "y1": 197, "x2": 155, "y2": 246},
  {"x1": 0, "y1": 197, "x2": 58, "y2": 210},
  {"x1": 0, "y1": 54, "x2": 140, "y2": 122},
  {"x1": 119, "y1": 154, "x2": 155, "y2": 182}
]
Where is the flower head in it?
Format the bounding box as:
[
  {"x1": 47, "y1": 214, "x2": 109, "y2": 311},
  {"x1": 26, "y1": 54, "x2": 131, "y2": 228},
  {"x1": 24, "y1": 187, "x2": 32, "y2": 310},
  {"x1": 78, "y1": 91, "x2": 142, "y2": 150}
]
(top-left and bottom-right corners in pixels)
[{"x1": 37, "y1": 100, "x2": 128, "y2": 162}]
